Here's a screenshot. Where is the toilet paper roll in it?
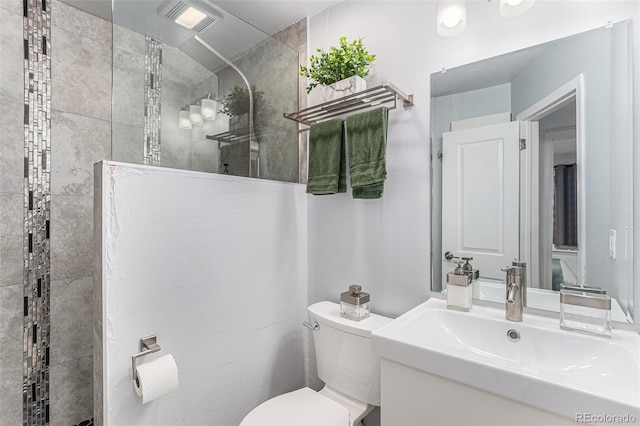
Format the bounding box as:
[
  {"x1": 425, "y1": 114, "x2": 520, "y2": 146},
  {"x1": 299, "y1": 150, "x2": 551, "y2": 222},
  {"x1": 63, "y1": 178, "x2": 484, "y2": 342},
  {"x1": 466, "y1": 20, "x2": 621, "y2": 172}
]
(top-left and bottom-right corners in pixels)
[{"x1": 133, "y1": 354, "x2": 179, "y2": 404}]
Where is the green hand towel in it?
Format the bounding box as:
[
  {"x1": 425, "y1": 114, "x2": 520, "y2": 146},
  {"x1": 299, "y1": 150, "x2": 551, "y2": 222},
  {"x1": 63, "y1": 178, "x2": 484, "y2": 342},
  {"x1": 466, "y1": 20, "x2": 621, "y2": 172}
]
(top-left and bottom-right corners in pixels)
[
  {"x1": 306, "y1": 118, "x2": 346, "y2": 195},
  {"x1": 347, "y1": 107, "x2": 389, "y2": 199}
]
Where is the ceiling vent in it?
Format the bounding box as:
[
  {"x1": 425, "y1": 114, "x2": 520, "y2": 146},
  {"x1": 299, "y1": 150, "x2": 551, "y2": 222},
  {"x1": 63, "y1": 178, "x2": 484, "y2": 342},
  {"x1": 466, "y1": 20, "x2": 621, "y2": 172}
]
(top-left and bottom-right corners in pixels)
[{"x1": 158, "y1": 0, "x2": 223, "y2": 34}]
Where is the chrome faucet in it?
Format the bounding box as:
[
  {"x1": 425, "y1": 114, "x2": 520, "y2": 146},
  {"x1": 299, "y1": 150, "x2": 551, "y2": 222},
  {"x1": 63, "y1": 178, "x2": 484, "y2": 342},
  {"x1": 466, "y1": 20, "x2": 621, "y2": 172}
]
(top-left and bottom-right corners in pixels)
[{"x1": 503, "y1": 261, "x2": 526, "y2": 322}]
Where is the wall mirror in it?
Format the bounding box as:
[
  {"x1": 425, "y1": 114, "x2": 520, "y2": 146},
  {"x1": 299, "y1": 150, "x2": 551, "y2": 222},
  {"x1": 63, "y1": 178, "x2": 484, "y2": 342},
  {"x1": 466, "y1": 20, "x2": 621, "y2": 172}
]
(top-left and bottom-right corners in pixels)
[
  {"x1": 430, "y1": 20, "x2": 634, "y2": 324},
  {"x1": 110, "y1": 0, "x2": 300, "y2": 182}
]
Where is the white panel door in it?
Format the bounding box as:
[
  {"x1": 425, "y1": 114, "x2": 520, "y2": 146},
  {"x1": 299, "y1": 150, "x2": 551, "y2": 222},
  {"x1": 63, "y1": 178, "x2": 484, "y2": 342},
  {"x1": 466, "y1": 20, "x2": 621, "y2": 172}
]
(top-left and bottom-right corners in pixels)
[{"x1": 442, "y1": 121, "x2": 520, "y2": 284}]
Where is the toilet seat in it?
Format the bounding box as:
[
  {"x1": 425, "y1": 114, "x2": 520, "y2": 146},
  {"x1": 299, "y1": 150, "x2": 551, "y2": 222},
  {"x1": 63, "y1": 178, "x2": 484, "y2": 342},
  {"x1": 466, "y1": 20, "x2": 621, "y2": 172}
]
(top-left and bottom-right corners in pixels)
[{"x1": 240, "y1": 387, "x2": 350, "y2": 426}]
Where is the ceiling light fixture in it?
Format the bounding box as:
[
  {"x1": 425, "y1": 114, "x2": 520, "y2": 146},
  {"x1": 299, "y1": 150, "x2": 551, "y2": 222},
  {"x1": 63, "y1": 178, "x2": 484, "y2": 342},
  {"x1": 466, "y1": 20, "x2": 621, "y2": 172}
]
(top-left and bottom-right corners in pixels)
[
  {"x1": 499, "y1": 0, "x2": 535, "y2": 17},
  {"x1": 437, "y1": 0, "x2": 467, "y2": 37},
  {"x1": 201, "y1": 96, "x2": 216, "y2": 120},
  {"x1": 178, "y1": 110, "x2": 192, "y2": 130},
  {"x1": 174, "y1": 6, "x2": 207, "y2": 29},
  {"x1": 189, "y1": 104, "x2": 203, "y2": 125}
]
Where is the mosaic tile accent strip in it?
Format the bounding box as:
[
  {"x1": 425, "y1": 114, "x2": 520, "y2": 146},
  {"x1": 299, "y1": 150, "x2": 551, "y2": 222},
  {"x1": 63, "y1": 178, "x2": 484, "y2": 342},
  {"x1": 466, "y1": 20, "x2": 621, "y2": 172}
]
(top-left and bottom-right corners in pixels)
[
  {"x1": 74, "y1": 418, "x2": 94, "y2": 426},
  {"x1": 144, "y1": 37, "x2": 162, "y2": 165},
  {"x1": 22, "y1": 0, "x2": 51, "y2": 424}
]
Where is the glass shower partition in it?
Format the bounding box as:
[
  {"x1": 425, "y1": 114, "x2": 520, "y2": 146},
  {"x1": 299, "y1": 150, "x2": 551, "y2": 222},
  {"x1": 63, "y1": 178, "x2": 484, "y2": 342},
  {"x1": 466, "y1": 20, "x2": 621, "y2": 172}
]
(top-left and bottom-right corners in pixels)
[{"x1": 110, "y1": 0, "x2": 300, "y2": 183}]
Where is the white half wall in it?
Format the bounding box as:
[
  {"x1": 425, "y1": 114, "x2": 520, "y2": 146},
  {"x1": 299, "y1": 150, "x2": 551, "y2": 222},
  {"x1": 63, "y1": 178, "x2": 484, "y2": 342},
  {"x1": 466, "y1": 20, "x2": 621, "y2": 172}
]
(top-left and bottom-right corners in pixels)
[{"x1": 94, "y1": 161, "x2": 308, "y2": 425}]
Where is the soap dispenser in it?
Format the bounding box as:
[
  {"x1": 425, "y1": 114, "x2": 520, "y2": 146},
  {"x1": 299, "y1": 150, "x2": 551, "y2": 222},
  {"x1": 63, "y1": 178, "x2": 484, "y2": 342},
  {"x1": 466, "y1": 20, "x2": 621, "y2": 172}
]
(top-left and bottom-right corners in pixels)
[
  {"x1": 447, "y1": 260, "x2": 472, "y2": 311},
  {"x1": 461, "y1": 256, "x2": 480, "y2": 298},
  {"x1": 461, "y1": 257, "x2": 479, "y2": 281},
  {"x1": 340, "y1": 285, "x2": 370, "y2": 321}
]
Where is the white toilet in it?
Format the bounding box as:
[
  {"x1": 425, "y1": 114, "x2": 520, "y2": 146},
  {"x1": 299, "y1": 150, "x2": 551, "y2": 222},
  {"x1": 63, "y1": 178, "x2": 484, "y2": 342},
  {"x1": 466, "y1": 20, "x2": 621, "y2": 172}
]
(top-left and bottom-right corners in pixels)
[{"x1": 240, "y1": 301, "x2": 392, "y2": 426}]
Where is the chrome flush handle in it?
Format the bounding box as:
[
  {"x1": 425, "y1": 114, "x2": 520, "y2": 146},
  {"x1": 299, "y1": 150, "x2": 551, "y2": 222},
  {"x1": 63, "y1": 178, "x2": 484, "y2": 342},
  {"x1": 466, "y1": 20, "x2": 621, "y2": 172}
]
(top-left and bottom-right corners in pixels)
[{"x1": 303, "y1": 321, "x2": 319, "y2": 331}]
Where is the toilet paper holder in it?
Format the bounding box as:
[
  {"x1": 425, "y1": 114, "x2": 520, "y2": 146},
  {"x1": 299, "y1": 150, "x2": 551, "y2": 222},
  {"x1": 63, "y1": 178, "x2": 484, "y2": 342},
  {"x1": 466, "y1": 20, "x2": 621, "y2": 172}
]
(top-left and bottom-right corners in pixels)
[{"x1": 132, "y1": 335, "x2": 161, "y2": 380}]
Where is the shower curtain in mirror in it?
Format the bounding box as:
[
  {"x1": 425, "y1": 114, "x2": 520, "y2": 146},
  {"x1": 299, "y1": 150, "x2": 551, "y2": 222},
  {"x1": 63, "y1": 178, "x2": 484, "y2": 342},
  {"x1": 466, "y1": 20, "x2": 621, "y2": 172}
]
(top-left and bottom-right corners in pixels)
[{"x1": 553, "y1": 164, "x2": 578, "y2": 248}]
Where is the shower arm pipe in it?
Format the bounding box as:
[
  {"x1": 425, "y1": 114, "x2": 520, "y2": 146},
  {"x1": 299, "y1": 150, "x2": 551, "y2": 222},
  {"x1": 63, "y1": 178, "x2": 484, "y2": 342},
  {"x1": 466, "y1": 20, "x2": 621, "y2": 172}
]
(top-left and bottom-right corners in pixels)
[{"x1": 193, "y1": 35, "x2": 255, "y2": 146}]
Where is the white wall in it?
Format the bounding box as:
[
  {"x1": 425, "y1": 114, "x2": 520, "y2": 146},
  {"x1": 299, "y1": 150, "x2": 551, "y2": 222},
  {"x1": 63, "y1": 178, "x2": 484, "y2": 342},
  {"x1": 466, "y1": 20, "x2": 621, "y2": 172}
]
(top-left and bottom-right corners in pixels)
[
  {"x1": 307, "y1": 1, "x2": 640, "y2": 320},
  {"x1": 95, "y1": 162, "x2": 308, "y2": 425}
]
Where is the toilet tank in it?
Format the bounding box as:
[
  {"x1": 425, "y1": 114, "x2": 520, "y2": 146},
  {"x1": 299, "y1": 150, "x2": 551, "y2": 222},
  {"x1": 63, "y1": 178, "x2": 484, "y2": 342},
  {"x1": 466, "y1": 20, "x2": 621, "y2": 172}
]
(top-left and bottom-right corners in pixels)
[{"x1": 308, "y1": 301, "x2": 392, "y2": 406}]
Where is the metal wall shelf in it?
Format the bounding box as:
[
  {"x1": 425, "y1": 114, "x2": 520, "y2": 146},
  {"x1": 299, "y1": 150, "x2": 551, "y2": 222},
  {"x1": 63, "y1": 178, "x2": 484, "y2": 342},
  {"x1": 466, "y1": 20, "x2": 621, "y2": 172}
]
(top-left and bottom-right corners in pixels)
[
  {"x1": 206, "y1": 127, "x2": 280, "y2": 145},
  {"x1": 283, "y1": 80, "x2": 414, "y2": 127},
  {"x1": 205, "y1": 129, "x2": 252, "y2": 145}
]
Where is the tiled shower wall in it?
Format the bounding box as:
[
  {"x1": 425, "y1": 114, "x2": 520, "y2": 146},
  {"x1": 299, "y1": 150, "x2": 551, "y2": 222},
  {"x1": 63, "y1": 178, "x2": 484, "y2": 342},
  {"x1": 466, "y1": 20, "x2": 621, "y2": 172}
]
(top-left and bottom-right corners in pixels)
[{"x1": 0, "y1": 0, "x2": 111, "y2": 423}]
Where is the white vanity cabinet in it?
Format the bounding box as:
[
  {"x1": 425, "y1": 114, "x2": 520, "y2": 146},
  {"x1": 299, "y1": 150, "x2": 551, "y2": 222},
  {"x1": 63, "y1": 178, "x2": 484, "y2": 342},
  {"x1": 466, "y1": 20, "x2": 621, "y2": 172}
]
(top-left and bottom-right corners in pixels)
[
  {"x1": 371, "y1": 299, "x2": 640, "y2": 425},
  {"x1": 380, "y1": 359, "x2": 573, "y2": 425}
]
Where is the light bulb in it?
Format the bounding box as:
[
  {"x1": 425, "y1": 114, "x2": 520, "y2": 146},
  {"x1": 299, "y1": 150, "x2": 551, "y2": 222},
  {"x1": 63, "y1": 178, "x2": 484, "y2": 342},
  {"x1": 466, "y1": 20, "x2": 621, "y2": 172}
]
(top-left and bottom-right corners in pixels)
[
  {"x1": 174, "y1": 7, "x2": 207, "y2": 30},
  {"x1": 178, "y1": 110, "x2": 192, "y2": 129},
  {"x1": 201, "y1": 98, "x2": 217, "y2": 120},
  {"x1": 437, "y1": 0, "x2": 466, "y2": 37},
  {"x1": 499, "y1": 0, "x2": 534, "y2": 17},
  {"x1": 441, "y1": 6, "x2": 462, "y2": 28},
  {"x1": 189, "y1": 105, "x2": 203, "y2": 125}
]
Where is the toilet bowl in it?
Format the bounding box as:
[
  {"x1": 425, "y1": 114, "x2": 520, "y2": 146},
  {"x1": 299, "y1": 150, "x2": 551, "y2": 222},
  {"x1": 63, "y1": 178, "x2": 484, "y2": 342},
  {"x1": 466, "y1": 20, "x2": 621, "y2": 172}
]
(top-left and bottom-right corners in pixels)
[{"x1": 240, "y1": 301, "x2": 392, "y2": 426}]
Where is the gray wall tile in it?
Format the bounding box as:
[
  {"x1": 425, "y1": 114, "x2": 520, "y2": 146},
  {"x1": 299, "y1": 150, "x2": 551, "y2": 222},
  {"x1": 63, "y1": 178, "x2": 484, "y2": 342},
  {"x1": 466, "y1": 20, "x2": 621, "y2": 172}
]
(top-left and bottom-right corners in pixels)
[
  {"x1": 260, "y1": 137, "x2": 299, "y2": 183},
  {"x1": 51, "y1": 25, "x2": 112, "y2": 121},
  {"x1": 161, "y1": 78, "x2": 196, "y2": 136},
  {"x1": 0, "y1": 8, "x2": 23, "y2": 103},
  {"x1": 51, "y1": 0, "x2": 111, "y2": 42},
  {"x1": 92, "y1": 163, "x2": 104, "y2": 426},
  {"x1": 112, "y1": 47, "x2": 145, "y2": 127},
  {"x1": 93, "y1": 163, "x2": 103, "y2": 426},
  {"x1": 92, "y1": 321, "x2": 103, "y2": 426},
  {"x1": 50, "y1": 276, "x2": 93, "y2": 365},
  {"x1": 162, "y1": 43, "x2": 212, "y2": 88},
  {"x1": 160, "y1": 132, "x2": 192, "y2": 170},
  {"x1": 112, "y1": 122, "x2": 144, "y2": 165},
  {"x1": 0, "y1": 193, "x2": 23, "y2": 287},
  {"x1": 92, "y1": 162, "x2": 103, "y2": 325},
  {"x1": 272, "y1": 18, "x2": 307, "y2": 52},
  {"x1": 50, "y1": 195, "x2": 93, "y2": 281},
  {"x1": 0, "y1": 285, "x2": 23, "y2": 425},
  {"x1": 50, "y1": 356, "x2": 93, "y2": 426},
  {"x1": 0, "y1": 99, "x2": 24, "y2": 194},
  {"x1": 192, "y1": 73, "x2": 218, "y2": 102},
  {"x1": 1, "y1": 1, "x2": 113, "y2": 424},
  {"x1": 0, "y1": 0, "x2": 23, "y2": 15},
  {"x1": 190, "y1": 139, "x2": 218, "y2": 173},
  {"x1": 217, "y1": 32, "x2": 300, "y2": 183},
  {"x1": 51, "y1": 110, "x2": 111, "y2": 196},
  {"x1": 113, "y1": 24, "x2": 145, "y2": 56}
]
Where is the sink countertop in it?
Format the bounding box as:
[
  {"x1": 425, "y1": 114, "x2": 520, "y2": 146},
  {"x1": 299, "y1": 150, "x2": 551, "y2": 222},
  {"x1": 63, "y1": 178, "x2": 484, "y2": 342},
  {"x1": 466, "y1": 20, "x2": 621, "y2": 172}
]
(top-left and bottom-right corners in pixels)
[{"x1": 372, "y1": 298, "x2": 640, "y2": 419}]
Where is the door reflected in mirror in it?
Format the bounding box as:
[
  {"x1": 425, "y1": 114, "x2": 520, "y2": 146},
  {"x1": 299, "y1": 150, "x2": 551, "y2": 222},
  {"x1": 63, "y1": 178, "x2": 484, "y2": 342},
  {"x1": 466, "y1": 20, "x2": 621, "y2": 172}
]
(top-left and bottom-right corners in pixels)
[
  {"x1": 431, "y1": 20, "x2": 634, "y2": 324},
  {"x1": 538, "y1": 102, "x2": 578, "y2": 292}
]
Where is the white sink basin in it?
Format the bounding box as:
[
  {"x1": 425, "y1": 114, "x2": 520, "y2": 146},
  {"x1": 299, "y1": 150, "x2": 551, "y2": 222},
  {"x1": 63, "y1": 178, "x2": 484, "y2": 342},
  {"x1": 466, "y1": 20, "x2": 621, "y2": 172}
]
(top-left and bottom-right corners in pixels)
[{"x1": 372, "y1": 298, "x2": 640, "y2": 419}]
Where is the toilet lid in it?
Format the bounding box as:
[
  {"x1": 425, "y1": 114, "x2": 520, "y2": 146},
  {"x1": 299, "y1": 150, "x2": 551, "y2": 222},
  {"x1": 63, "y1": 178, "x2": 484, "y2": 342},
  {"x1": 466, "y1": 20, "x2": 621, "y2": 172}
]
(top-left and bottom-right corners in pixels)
[{"x1": 240, "y1": 387, "x2": 350, "y2": 426}]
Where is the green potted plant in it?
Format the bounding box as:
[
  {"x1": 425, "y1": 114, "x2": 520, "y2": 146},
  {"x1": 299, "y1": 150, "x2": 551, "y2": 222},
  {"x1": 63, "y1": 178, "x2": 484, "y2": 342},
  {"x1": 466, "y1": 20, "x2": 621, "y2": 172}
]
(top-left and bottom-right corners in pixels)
[
  {"x1": 219, "y1": 85, "x2": 269, "y2": 132},
  {"x1": 299, "y1": 36, "x2": 376, "y2": 103}
]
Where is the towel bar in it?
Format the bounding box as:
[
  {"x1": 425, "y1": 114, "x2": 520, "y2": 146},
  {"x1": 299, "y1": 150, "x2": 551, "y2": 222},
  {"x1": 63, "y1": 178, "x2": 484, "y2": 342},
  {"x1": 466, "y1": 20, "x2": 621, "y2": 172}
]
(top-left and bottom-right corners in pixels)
[{"x1": 284, "y1": 80, "x2": 413, "y2": 128}]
